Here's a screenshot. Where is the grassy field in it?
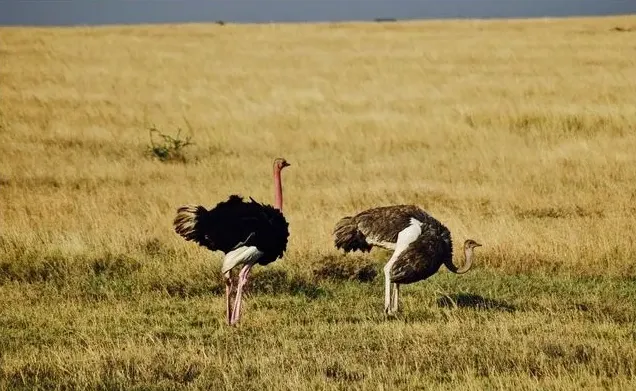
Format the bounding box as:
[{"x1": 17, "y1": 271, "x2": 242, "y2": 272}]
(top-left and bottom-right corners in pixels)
[{"x1": 1, "y1": 14, "x2": 636, "y2": 390}]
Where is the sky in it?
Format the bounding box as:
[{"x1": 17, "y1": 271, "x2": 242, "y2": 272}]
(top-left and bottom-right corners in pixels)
[{"x1": 0, "y1": 0, "x2": 635, "y2": 26}]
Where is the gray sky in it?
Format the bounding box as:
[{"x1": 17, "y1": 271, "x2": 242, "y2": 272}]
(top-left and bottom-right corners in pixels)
[{"x1": 1, "y1": 0, "x2": 635, "y2": 26}]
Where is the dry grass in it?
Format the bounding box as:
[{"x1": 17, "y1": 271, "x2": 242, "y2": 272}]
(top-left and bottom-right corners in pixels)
[{"x1": 1, "y1": 15, "x2": 636, "y2": 390}]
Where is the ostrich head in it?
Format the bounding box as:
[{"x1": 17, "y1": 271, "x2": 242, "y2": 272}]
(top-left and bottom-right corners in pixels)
[
  {"x1": 274, "y1": 157, "x2": 291, "y2": 171},
  {"x1": 464, "y1": 239, "x2": 482, "y2": 249}
]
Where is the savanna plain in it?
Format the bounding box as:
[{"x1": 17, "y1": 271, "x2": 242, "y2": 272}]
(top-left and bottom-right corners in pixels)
[{"x1": 1, "y1": 15, "x2": 636, "y2": 391}]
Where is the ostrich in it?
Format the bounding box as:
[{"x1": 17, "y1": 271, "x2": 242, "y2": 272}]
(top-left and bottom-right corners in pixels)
[
  {"x1": 333, "y1": 205, "x2": 481, "y2": 315},
  {"x1": 173, "y1": 158, "x2": 291, "y2": 326}
]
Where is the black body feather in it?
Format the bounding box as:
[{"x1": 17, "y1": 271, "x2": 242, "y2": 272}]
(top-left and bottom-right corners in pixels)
[{"x1": 174, "y1": 195, "x2": 289, "y2": 266}]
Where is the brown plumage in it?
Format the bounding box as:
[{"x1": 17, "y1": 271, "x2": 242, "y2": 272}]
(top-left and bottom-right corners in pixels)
[{"x1": 333, "y1": 204, "x2": 482, "y2": 315}]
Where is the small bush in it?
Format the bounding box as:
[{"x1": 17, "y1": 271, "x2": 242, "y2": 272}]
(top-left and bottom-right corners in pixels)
[
  {"x1": 312, "y1": 254, "x2": 378, "y2": 283},
  {"x1": 248, "y1": 268, "x2": 326, "y2": 298},
  {"x1": 146, "y1": 126, "x2": 194, "y2": 163}
]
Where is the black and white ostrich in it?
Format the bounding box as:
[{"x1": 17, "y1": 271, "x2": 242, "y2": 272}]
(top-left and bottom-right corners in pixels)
[
  {"x1": 333, "y1": 205, "x2": 481, "y2": 315},
  {"x1": 173, "y1": 158, "x2": 291, "y2": 326}
]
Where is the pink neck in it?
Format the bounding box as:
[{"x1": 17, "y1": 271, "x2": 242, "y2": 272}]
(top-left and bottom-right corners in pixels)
[{"x1": 274, "y1": 167, "x2": 283, "y2": 212}]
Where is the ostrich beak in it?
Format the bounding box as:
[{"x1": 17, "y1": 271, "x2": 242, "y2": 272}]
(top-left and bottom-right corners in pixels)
[{"x1": 282, "y1": 161, "x2": 291, "y2": 167}]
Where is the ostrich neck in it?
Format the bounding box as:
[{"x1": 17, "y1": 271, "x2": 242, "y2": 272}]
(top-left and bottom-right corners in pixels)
[
  {"x1": 274, "y1": 168, "x2": 283, "y2": 212},
  {"x1": 446, "y1": 248, "x2": 473, "y2": 274},
  {"x1": 457, "y1": 247, "x2": 474, "y2": 274},
  {"x1": 446, "y1": 246, "x2": 474, "y2": 274}
]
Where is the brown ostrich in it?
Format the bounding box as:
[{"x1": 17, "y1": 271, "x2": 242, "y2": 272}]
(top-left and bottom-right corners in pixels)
[{"x1": 333, "y1": 204, "x2": 481, "y2": 315}]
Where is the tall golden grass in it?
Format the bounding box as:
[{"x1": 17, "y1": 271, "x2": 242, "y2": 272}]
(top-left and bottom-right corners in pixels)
[{"x1": 1, "y1": 15, "x2": 636, "y2": 390}]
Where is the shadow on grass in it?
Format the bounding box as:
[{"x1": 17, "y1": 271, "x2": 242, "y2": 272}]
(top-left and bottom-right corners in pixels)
[{"x1": 436, "y1": 293, "x2": 517, "y2": 313}]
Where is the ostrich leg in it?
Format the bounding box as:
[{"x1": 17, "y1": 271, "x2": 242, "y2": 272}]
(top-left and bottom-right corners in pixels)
[
  {"x1": 230, "y1": 263, "x2": 253, "y2": 326},
  {"x1": 383, "y1": 219, "x2": 422, "y2": 316},
  {"x1": 224, "y1": 270, "x2": 234, "y2": 325},
  {"x1": 390, "y1": 283, "x2": 400, "y2": 313},
  {"x1": 383, "y1": 262, "x2": 395, "y2": 315}
]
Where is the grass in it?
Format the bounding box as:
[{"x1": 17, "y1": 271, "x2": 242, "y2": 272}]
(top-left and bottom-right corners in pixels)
[{"x1": 1, "y1": 14, "x2": 636, "y2": 390}]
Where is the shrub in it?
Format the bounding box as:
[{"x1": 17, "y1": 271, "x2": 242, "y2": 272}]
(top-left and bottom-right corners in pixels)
[
  {"x1": 312, "y1": 254, "x2": 378, "y2": 283},
  {"x1": 146, "y1": 126, "x2": 194, "y2": 163}
]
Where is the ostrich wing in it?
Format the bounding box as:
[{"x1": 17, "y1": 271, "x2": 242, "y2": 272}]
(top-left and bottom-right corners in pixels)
[
  {"x1": 199, "y1": 195, "x2": 289, "y2": 260},
  {"x1": 355, "y1": 205, "x2": 430, "y2": 245}
]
